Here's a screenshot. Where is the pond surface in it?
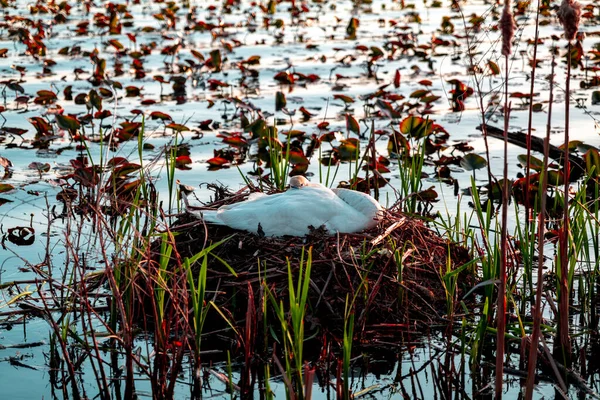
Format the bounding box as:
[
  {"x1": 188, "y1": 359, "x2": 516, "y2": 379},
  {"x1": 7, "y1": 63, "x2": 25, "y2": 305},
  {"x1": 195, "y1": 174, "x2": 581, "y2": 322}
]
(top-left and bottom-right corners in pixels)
[{"x1": 1, "y1": 0, "x2": 600, "y2": 398}]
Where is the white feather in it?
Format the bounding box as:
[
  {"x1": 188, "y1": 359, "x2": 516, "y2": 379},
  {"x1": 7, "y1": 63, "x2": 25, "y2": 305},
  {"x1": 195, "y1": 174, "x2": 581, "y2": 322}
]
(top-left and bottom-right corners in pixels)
[{"x1": 188, "y1": 178, "x2": 383, "y2": 237}]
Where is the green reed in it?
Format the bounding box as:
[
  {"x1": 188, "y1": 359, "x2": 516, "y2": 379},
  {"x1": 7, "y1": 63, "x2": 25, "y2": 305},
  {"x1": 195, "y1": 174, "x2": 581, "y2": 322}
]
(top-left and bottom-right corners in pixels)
[
  {"x1": 267, "y1": 127, "x2": 292, "y2": 190},
  {"x1": 398, "y1": 143, "x2": 425, "y2": 215},
  {"x1": 266, "y1": 246, "x2": 313, "y2": 399},
  {"x1": 465, "y1": 179, "x2": 501, "y2": 367},
  {"x1": 342, "y1": 294, "x2": 355, "y2": 400},
  {"x1": 512, "y1": 201, "x2": 536, "y2": 311}
]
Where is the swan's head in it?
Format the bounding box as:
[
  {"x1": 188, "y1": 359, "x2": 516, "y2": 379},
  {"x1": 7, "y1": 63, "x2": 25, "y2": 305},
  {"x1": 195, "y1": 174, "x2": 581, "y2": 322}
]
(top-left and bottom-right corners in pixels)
[{"x1": 289, "y1": 176, "x2": 309, "y2": 189}]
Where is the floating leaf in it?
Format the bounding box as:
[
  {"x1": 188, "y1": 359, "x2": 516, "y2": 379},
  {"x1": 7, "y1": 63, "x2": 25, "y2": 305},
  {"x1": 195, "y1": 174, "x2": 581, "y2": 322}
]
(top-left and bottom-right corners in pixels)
[
  {"x1": 399, "y1": 115, "x2": 433, "y2": 139},
  {"x1": 558, "y1": 140, "x2": 581, "y2": 152},
  {"x1": 547, "y1": 170, "x2": 564, "y2": 187},
  {"x1": 584, "y1": 148, "x2": 600, "y2": 177},
  {"x1": 317, "y1": 122, "x2": 330, "y2": 130},
  {"x1": 209, "y1": 49, "x2": 222, "y2": 71},
  {"x1": 166, "y1": 123, "x2": 190, "y2": 132},
  {"x1": 290, "y1": 163, "x2": 309, "y2": 176},
  {"x1": 2, "y1": 127, "x2": 28, "y2": 136},
  {"x1": 107, "y1": 157, "x2": 129, "y2": 167},
  {"x1": 376, "y1": 99, "x2": 402, "y2": 119},
  {"x1": 207, "y1": 79, "x2": 229, "y2": 90},
  {"x1": 286, "y1": 150, "x2": 309, "y2": 165},
  {"x1": 199, "y1": 120, "x2": 213, "y2": 130},
  {"x1": 532, "y1": 103, "x2": 544, "y2": 112},
  {"x1": 362, "y1": 162, "x2": 390, "y2": 173},
  {"x1": 337, "y1": 139, "x2": 360, "y2": 161},
  {"x1": 409, "y1": 89, "x2": 430, "y2": 99},
  {"x1": 206, "y1": 157, "x2": 229, "y2": 167},
  {"x1": 0, "y1": 183, "x2": 15, "y2": 193},
  {"x1": 125, "y1": 86, "x2": 142, "y2": 97},
  {"x1": 394, "y1": 69, "x2": 401, "y2": 88},
  {"x1": 191, "y1": 49, "x2": 204, "y2": 61},
  {"x1": 74, "y1": 93, "x2": 87, "y2": 104},
  {"x1": 345, "y1": 114, "x2": 360, "y2": 135},
  {"x1": 299, "y1": 107, "x2": 315, "y2": 119},
  {"x1": 387, "y1": 131, "x2": 410, "y2": 156},
  {"x1": 320, "y1": 132, "x2": 341, "y2": 143},
  {"x1": 222, "y1": 136, "x2": 248, "y2": 147},
  {"x1": 487, "y1": 60, "x2": 500, "y2": 75},
  {"x1": 414, "y1": 187, "x2": 439, "y2": 202},
  {"x1": 7, "y1": 82, "x2": 24, "y2": 94},
  {"x1": 34, "y1": 90, "x2": 57, "y2": 105},
  {"x1": 333, "y1": 94, "x2": 354, "y2": 104},
  {"x1": 369, "y1": 46, "x2": 384, "y2": 59},
  {"x1": 94, "y1": 110, "x2": 112, "y2": 119},
  {"x1": 107, "y1": 39, "x2": 124, "y2": 51},
  {"x1": 284, "y1": 130, "x2": 306, "y2": 138},
  {"x1": 242, "y1": 55, "x2": 261, "y2": 65},
  {"x1": 509, "y1": 92, "x2": 533, "y2": 99},
  {"x1": 112, "y1": 163, "x2": 141, "y2": 177},
  {"x1": 460, "y1": 153, "x2": 487, "y2": 171},
  {"x1": 275, "y1": 91, "x2": 286, "y2": 111},
  {"x1": 28, "y1": 162, "x2": 51, "y2": 173},
  {"x1": 274, "y1": 71, "x2": 294, "y2": 84},
  {"x1": 0, "y1": 156, "x2": 13, "y2": 169},
  {"x1": 421, "y1": 95, "x2": 441, "y2": 104},
  {"x1": 88, "y1": 89, "x2": 102, "y2": 111},
  {"x1": 517, "y1": 154, "x2": 544, "y2": 171},
  {"x1": 150, "y1": 111, "x2": 172, "y2": 121},
  {"x1": 55, "y1": 114, "x2": 81, "y2": 131},
  {"x1": 175, "y1": 155, "x2": 192, "y2": 169}
]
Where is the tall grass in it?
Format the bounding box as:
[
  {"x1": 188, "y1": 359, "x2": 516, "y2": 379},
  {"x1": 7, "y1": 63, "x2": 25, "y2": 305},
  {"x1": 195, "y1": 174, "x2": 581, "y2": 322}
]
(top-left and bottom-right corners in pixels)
[
  {"x1": 397, "y1": 143, "x2": 425, "y2": 214},
  {"x1": 266, "y1": 247, "x2": 313, "y2": 399},
  {"x1": 342, "y1": 294, "x2": 355, "y2": 400}
]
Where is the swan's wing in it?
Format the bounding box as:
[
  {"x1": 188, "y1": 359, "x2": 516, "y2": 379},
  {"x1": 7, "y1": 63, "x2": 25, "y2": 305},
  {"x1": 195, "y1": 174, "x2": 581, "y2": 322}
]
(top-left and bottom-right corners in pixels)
[
  {"x1": 212, "y1": 192, "x2": 289, "y2": 234},
  {"x1": 331, "y1": 189, "x2": 383, "y2": 215},
  {"x1": 189, "y1": 185, "x2": 382, "y2": 236},
  {"x1": 216, "y1": 192, "x2": 268, "y2": 211},
  {"x1": 247, "y1": 192, "x2": 268, "y2": 202},
  {"x1": 328, "y1": 188, "x2": 383, "y2": 232},
  {"x1": 218, "y1": 186, "x2": 339, "y2": 236}
]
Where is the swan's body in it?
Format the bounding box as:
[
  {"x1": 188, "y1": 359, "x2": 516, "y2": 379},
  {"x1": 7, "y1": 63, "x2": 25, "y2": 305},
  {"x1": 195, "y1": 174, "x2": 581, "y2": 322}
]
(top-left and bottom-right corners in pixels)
[{"x1": 189, "y1": 176, "x2": 383, "y2": 237}]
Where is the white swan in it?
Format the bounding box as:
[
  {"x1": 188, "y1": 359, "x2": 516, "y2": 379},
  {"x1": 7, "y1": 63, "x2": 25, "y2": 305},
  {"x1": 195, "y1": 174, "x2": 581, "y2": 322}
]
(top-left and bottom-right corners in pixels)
[{"x1": 188, "y1": 176, "x2": 383, "y2": 237}]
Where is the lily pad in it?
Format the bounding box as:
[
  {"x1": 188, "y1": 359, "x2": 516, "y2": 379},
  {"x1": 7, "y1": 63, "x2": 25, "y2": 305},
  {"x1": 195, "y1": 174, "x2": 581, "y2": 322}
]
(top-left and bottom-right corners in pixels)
[{"x1": 460, "y1": 153, "x2": 487, "y2": 171}]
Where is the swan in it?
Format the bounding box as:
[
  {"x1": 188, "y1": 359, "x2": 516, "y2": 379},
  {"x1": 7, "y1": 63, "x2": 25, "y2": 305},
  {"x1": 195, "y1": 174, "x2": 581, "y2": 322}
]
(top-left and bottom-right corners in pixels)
[{"x1": 188, "y1": 176, "x2": 383, "y2": 237}]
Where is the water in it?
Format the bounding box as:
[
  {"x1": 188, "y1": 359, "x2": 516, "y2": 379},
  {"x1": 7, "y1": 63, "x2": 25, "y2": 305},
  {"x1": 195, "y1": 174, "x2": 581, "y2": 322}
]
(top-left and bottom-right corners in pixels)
[{"x1": 1, "y1": 0, "x2": 599, "y2": 398}]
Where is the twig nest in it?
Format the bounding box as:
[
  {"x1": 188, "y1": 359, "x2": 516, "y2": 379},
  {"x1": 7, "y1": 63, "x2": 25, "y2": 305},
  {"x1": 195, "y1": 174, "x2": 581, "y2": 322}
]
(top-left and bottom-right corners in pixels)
[{"x1": 164, "y1": 189, "x2": 474, "y2": 330}]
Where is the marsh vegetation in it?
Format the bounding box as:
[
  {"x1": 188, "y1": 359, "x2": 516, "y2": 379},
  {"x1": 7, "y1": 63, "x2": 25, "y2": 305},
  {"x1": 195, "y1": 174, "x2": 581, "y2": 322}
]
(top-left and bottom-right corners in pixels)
[{"x1": 1, "y1": 0, "x2": 600, "y2": 399}]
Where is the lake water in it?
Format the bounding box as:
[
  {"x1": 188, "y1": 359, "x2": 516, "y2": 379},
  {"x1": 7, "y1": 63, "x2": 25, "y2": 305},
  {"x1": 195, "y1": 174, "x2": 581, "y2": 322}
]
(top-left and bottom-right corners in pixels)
[{"x1": 1, "y1": 0, "x2": 599, "y2": 398}]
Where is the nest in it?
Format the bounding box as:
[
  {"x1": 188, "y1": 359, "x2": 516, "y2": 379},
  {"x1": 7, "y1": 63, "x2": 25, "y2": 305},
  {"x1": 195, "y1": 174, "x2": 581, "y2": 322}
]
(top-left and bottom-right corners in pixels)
[{"x1": 161, "y1": 186, "x2": 475, "y2": 338}]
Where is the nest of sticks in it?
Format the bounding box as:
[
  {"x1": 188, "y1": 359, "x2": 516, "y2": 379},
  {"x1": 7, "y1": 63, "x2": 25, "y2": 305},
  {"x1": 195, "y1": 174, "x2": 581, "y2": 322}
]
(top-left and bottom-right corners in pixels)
[{"x1": 158, "y1": 184, "x2": 475, "y2": 336}]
